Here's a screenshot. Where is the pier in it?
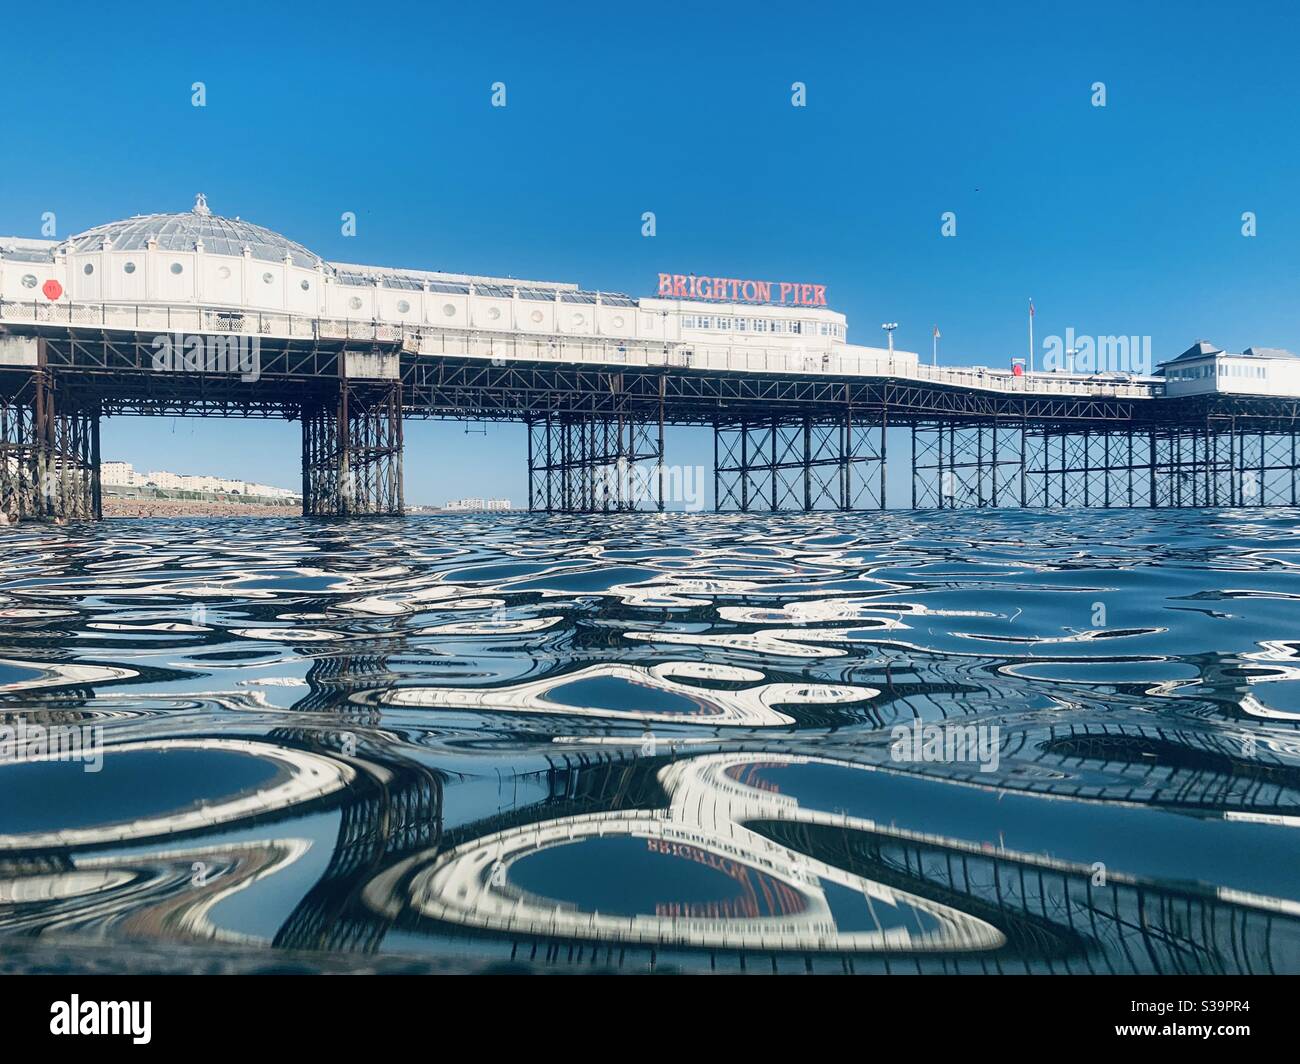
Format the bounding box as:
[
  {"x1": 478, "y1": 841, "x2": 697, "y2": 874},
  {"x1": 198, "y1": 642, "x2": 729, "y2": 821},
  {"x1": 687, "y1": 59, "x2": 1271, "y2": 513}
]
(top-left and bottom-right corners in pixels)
[{"x1": 3, "y1": 199, "x2": 1298, "y2": 521}]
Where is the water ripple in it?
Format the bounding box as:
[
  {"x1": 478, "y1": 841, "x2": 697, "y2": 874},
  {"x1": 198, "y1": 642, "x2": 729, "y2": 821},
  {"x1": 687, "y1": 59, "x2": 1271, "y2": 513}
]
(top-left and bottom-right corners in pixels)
[{"x1": 1, "y1": 508, "x2": 1299, "y2": 972}]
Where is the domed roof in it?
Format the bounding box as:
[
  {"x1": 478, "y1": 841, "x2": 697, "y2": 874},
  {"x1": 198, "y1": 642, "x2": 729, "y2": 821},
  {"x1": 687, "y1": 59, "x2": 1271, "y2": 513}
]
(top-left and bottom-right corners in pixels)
[{"x1": 66, "y1": 194, "x2": 329, "y2": 270}]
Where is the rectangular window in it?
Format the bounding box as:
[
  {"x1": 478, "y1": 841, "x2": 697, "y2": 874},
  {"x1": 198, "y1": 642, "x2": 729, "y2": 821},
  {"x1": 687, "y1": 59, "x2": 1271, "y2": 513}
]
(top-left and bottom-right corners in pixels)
[{"x1": 736, "y1": 318, "x2": 748, "y2": 331}]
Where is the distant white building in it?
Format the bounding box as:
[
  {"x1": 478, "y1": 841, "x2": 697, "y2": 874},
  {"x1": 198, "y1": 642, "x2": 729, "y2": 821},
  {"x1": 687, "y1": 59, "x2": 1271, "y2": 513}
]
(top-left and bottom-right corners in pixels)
[
  {"x1": 102, "y1": 461, "x2": 300, "y2": 500},
  {"x1": 144, "y1": 469, "x2": 182, "y2": 489},
  {"x1": 445, "y1": 497, "x2": 512, "y2": 511},
  {"x1": 100, "y1": 460, "x2": 137, "y2": 487}
]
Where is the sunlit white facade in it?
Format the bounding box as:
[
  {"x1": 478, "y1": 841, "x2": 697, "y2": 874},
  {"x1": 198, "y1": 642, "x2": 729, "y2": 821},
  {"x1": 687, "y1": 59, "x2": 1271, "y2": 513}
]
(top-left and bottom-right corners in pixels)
[
  {"x1": 445, "y1": 497, "x2": 512, "y2": 511},
  {"x1": 9, "y1": 196, "x2": 1297, "y2": 402},
  {"x1": 99, "y1": 460, "x2": 298, "y2": 500},
  {"x1": 1158, "y1": 340, "x2": 1300, "y2": 398},
  {"x1": 0, "y1": 195, "x2": 853, "y2": 361}
]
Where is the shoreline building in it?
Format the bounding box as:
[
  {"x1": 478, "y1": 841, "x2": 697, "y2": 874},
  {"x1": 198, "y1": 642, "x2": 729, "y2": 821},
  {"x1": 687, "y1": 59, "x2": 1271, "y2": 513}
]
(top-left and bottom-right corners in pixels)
[
  {"x1": 99, "y1": 460, "x2": 299, "y2": 501},
  {"x1": 443, "y1": 497, "x2": 512, "y2": 511}
]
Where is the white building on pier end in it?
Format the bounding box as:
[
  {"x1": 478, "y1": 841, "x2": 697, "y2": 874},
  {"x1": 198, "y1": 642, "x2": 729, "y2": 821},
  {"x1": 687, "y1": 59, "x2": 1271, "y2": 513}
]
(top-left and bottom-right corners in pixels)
[{"x1": 1158, "y1": 340, "x2": 1300, "y2": 398}]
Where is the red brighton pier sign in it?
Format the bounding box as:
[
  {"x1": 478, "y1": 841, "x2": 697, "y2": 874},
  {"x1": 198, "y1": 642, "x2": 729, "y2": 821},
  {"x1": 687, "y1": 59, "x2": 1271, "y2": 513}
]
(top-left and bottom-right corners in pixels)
[{"x1": 657, "y1": 273, "x2": 827, "y2": 307}]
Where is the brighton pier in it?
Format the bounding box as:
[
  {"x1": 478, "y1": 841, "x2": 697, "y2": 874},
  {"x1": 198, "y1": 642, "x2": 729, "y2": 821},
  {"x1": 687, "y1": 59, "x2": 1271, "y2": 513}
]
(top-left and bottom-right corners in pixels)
[{"x1": 2, "y1": 195, "x2": 1299, "y2": 521}]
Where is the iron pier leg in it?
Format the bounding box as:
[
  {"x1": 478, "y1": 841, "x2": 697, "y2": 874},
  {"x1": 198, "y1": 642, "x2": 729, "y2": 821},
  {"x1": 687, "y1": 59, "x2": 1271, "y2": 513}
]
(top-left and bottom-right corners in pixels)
[
  {"x1": 301, "y1": 378, "x2": 403, "y2": 517},
  {"x1": 741, "y1": 418, "x2": 750, "y2": 512},
  {"x1": 1019, "y1": 417, "x2": 1028, "y2": 508},
  {"x1": 713, "y1": 418, "x2": 720, "y2": 512},
  {"x1": 90, "y1": 405, "x2": 102, "y2": 520},
  {"x1": 880, "y1": 404, "x2": 888, "y2": 509},
  {"x1": 657, "y1": 381, "x2": 666, "y2": 513},
  {"x1": 1292, "y1": 430, "x2": 1297, "y2": 507},
  {"x1": 2, "y1": 349, "x2": 106, "y2": 522},
  {"x1": 910, "y1": 423, "x2": 917, "y2": 509},
  {"x1": 803, "y1": 416, "x2": 813, "y2": 512},
  {"x1": 769, "y1": 419, "x2": 778, "y2": 512},
  {"x1": 526, "y1": 417, "x2": 535, "y2": 511},
  {"x1": 1149, "y1": 432, "x2": 1157, "y2": 507},
  {"x1": 840, "y1": 408, "x2": 850, "y2": 510}
]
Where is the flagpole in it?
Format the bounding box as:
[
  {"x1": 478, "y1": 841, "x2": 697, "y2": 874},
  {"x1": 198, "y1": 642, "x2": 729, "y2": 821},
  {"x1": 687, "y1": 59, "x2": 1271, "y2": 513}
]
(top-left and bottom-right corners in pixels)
[{"x1": 1028, "y1": 299, "x2": 1035, "y2": 375}]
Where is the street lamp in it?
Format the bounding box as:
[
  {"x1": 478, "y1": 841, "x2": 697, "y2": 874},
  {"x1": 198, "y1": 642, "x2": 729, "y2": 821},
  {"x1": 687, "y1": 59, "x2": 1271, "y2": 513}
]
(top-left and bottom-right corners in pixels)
[
  {"x1": 881, "y1": 322, "x2": 898, "y2": 358},
  {"x1": 1066, "y1": 346, "x2": 1080, "y2": 374}
]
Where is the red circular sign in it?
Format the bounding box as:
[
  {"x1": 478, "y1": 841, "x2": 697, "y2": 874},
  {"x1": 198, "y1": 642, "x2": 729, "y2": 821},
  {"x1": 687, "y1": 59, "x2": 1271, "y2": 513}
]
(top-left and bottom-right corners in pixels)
[{"x1": 42, "y1": 279, "x2": 63, "y2": 301}]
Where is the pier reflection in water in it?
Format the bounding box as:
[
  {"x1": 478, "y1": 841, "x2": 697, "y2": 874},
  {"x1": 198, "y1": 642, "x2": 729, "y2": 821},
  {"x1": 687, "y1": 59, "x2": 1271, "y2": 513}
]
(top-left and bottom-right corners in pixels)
[{"x1": 1, "y1": 508, "x2": 1299, "y2": 973}]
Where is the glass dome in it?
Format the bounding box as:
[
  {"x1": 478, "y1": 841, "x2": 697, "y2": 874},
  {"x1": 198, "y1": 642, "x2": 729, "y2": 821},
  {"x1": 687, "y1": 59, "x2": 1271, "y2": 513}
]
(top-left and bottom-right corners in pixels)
[{"x1": 66, "y1": 194, "x2": 330, "y2": 271}]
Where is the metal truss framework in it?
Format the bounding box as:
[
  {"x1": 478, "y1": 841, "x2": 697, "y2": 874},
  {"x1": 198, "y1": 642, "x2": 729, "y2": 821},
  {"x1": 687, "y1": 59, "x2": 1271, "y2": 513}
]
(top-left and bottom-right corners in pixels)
[
  {"x1": 910, "y1": 420, "x2": 1300, "y2": 510},
  {"x1": 527, "y1": 413, "x2": 665, "y2": 512},
  {"x1": 911, "y1": 421, "x2": 1024, "y2": 508},
  {"x1": 715, "y1": 412, "x2": 885, "y2": 511},
  {"x1": 301, "y1": 381, "x2": 404, "y2": 516},
  {"x1": 1024, "y1": 429, "x2": 1155, "y2": 508},
  {"x1": 6, "y1": 325, "x2": 1300, "y2": 519},
  {"x1": 1028, "y1": 426, "x2": 1300, "y2": 508},
  {"x1": 1151, "y1": 427, "x2": 1299, "y2": 508},
  {"x1": 0, "y1": 370, "x2": 100, "y2": 521}
]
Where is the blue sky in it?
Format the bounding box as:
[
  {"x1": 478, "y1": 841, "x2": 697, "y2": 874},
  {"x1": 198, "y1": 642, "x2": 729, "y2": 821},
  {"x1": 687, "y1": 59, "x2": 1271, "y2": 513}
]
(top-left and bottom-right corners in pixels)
[{"x1": 3, "y1": 0, "x2": 1298, "y2": 506}]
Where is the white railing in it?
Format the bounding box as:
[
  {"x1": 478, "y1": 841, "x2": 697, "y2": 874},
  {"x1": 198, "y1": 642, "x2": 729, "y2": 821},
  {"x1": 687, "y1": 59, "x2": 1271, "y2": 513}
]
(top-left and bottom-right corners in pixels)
[
  {"x1": 0, "y1": 298, "x2": 400, "y2": 343},
  {"x1": 0, "y1": 297, "x2": 1161, "y2": 399},
  {"x1": 403, "y1": 331, "x2": 1159, "y2": 398}
]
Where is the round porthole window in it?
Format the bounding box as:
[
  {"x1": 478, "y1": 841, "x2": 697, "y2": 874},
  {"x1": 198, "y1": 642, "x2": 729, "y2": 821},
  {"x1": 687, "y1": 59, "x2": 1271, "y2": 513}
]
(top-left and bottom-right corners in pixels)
[
  {"x1": 397, "y1": 299, "x2": 410, "y2": 314},
  {"x1": 170, "y1": 262, "x2": 183, "y2": 275},
  {"x1": 83, "y1": 263, "x2": 94, "y2": 275},
  {"x1": 262, "y1": 272, "x2": 274, "y2": 284},
  {"x1": 613, "y1": 315, "x2": 624, "y2": 328},
  {"x1": 124, "y1": 262, "x2": 136, "y2": 274},
  {"x1": 530, "y1": 310, "x2": 544, "y2": 323},
  {"x1": 301, "y1": 280, "x2": 311, "y2": 291},
  {"x1": 21, "y1": 274, "x2": 37, "y2": 288},
  {"x1": 443, "y1": 303, "x2": 456, "y2": 317},
  {"x1": 349, "y1": 297, "x2": 363, "y2": 311},
  {"x1": 487, "y1": 306, "x2": 501, "y2": 320},
  {"x1": 217, "y1": 265, "x2": 231, "y2": 279},
  {"x1": 571, "y1": 313, "x2": 585, "y2": 326}
]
